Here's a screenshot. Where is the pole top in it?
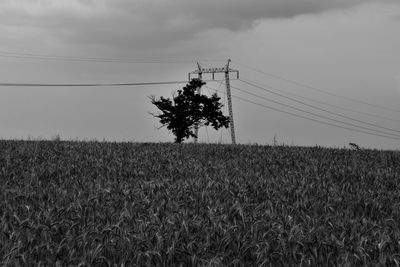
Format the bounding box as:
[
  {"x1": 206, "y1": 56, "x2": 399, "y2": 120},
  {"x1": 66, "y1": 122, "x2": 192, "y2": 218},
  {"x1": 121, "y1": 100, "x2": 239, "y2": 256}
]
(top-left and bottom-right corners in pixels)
[
  {"x1": 225, "y1": 59, "x2": 231, "y2": 71},
  {"x1": 189, "y1": 59, "x2": 238, "y2": 80}
]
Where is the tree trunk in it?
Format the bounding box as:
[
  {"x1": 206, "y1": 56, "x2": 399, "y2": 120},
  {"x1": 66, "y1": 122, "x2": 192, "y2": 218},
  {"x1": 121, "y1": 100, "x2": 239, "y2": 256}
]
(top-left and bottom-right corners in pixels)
[{"x1": 175, "y1": 135, "x2": 183, "y2": 143}]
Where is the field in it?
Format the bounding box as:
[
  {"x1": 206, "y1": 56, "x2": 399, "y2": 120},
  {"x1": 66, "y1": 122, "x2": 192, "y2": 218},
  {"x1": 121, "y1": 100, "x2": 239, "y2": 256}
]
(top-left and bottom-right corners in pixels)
[{"x1": 1, "y1": 140, "x2": 400, "y2": 266}]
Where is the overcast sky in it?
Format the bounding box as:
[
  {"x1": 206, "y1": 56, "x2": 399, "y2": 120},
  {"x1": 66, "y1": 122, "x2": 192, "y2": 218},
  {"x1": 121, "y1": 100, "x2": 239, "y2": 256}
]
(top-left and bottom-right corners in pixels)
[{"x1": 1, "y1": 0, "x2": 400, "y2": 149}]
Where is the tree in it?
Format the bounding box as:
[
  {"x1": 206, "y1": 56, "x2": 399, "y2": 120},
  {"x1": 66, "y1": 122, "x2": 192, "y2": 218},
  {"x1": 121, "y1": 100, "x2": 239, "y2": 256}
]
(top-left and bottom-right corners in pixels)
[{"x1": 150, "y1": 79, "x2": 230, "y2": 143}]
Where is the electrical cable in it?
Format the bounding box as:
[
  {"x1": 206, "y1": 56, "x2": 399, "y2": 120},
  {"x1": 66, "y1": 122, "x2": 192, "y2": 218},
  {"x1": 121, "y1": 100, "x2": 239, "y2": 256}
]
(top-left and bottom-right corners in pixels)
[
  {"x1": 237, "y1": 78, "x2": 400, "y2": 124},
  {"x1": 0, "y1": 50, "x2": 224, "y2": 64},
  {"x1": 0, "y1": 79, "x2": 225, "y2": 87},
  {"x1": 0, "y1": 81, "x2": 189, "y2": 87},
  {"x1": 238, "y1": 78, "x2": 400, "y2": 134},
  {"x1": 233, "y1": 60, "x2": 400, "y2": 113},
  {"x1": 204, "y1": 85, "x2": 400, "y2": 140},
  {"x1": 229, "y1": 83, "x2": 400, "y2": 138}
]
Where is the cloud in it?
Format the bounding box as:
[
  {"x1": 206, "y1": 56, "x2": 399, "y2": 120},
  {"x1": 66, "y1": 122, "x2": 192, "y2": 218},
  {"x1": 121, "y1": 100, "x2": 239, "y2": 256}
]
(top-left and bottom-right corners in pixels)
[{"x1": 0, "y1": 0, "x2": 398, "y2": 55}]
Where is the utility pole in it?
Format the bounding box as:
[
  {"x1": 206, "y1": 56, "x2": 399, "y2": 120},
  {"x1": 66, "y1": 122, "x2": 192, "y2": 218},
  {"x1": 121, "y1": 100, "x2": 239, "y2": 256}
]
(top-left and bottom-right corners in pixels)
[
  {"x1": 189, "y1": 59, "x2": 239, "y2": 144},
  {"x1": 224, "y1": 59, "x2": 236, "y2": 145},
  {"x1": 194, "y1": 63, "x2": 202, "y2": 143}
]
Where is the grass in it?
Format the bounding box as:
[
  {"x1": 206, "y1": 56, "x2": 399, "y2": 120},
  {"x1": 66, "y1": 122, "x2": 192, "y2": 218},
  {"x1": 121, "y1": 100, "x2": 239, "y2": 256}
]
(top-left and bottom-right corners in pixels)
[{"x1": 1, "y1": 140, "x2": 400, "y2": 266}]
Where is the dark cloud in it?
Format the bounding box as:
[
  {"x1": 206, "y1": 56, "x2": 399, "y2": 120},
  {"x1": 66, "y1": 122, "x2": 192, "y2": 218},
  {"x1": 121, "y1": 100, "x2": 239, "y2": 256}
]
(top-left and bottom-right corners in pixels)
[
  {"x1": 110, "y1": 0, "x2": 397, "y2": 30},
  {"x1": 0, "y1": 0, "x2": 397, "y2": 54}
]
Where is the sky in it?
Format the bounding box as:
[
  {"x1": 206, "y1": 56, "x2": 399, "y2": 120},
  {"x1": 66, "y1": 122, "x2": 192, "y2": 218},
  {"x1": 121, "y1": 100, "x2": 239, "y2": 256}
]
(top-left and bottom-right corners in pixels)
[{"x1": 0, "y1": 0, "x2": 400, "y2": 149}]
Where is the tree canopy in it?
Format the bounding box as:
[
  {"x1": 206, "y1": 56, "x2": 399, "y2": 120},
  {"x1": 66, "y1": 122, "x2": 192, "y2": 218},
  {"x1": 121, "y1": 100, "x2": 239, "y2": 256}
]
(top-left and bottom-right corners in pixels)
[{"x1": 150, "y1": 79, "x2": 230, "y2": 143}]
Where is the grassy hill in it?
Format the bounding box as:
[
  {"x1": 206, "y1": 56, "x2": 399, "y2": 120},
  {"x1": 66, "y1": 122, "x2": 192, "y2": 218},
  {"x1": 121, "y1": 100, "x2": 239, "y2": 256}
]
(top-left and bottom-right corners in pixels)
[{"x1": 1, "y1": 140, "x2": 400, "y2": 266}]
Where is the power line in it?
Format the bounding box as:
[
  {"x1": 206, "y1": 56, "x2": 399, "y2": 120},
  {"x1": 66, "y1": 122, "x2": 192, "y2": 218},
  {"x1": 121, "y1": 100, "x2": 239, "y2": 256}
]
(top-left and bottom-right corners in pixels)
[
  {"x1": 0, "y1": 81, "x2": 189, "y2": 87},
  {"x1": 0, "y1": 51, "x2": 224, "y2": 64},
  {"x1": 0, "y1": 80, "x2": 225, "y2": 87},
  {"x1": 238, "y1": 78, "x2": 400, "y2": 124},
  {"x1": 230, "y1": 83, "x2": 400, "y2": 138},
  {"x1": 204, "y1": 85, "x2": 400, "y2": 141},
  {"x1": 239, "y1": 78, "x2": 400, "y2": 135},
  {"x1": 233, "y1": 60, "x2": 400, "y2": 113},
  {"x1": 208, "y1": 78, "x2": 400, "y2": 139},
  {"x1": 214, "y1": 81, "x2": 400, "y2": 138}
]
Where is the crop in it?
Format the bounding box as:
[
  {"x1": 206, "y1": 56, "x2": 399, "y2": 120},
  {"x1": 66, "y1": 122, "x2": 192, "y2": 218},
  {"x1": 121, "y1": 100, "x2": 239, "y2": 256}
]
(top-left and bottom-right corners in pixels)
[{"x1": 1, "y1": 140, "x2": 400, "y2": 266}]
